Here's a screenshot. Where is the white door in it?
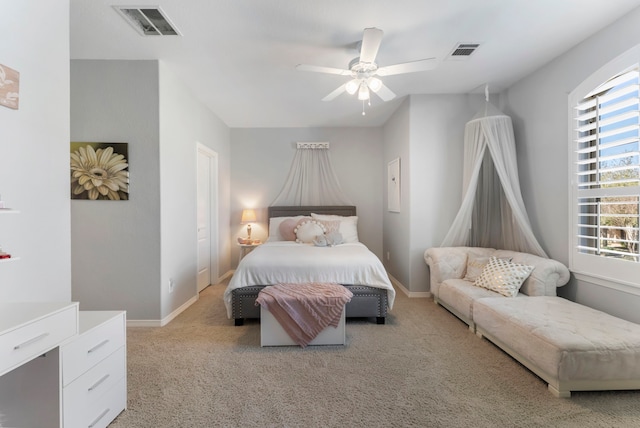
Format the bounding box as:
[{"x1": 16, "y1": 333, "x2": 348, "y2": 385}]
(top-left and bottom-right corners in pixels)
[{"x1": 196, "y1": 144, "x2": 218, "y2": 292}]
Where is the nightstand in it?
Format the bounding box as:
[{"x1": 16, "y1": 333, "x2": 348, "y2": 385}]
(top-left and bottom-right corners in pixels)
[{"x1": 238, "y1": 242, "x2": 261, "y2": 263}]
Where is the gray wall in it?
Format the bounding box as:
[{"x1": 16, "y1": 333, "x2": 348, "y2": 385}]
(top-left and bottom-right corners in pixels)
[
  {"x1": 230, "y1": 127, "x2": 384, "y2": 266},
  {"x1": 158, "y1": 61, "x2": 232, "y2": 319},
  {"x1": 502, "y1": 8, "x2": 640, "y2": 323},
  {"x1": 382, "y1": 95, "x2": 481, "y2": 293},
  {"x1": 71, "y1": 60, "x2": 232, "y2": 322},
  {"x1": 71, "y1": 60, "x2": 162, "y2": 319},
  {"x1": 0, "y1": 1, "x2": 72, "y2": 302},
  {"x1": 382, "y1": 100, "x2": 411, "y2": 288}
]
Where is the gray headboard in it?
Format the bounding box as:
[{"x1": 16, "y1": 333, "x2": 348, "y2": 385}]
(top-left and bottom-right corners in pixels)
[{"x1": 268, "y1": 205, "x2": 356, "y2": 218}]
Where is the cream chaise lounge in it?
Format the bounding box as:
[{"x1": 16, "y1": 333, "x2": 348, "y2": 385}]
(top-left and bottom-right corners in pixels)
[{"x1": 425, "y1": 246, "x2": 640, "y2": 397}]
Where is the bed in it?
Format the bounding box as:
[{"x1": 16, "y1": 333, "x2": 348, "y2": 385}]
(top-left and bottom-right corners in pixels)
[{"x1": 225, "y1": 206, "x2": 395, "y2": 326}]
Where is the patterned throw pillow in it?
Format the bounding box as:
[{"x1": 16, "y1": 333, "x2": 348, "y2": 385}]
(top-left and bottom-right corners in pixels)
[{"x1": 474, "y1": 256, "x2": 534, "y2": 297}]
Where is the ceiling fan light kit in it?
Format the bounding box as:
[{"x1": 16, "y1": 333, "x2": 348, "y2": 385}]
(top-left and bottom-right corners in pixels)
[{"x1": 296, "y1": 27, "x2": 437, "y2": 116}]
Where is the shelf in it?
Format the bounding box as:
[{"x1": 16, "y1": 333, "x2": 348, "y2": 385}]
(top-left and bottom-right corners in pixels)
[
  {"x1": 0, "y1": 257, "x2": 20, "y2": 264},
  {"x1": 0, "y1": 209, "x2": 19, "y2": 214}
]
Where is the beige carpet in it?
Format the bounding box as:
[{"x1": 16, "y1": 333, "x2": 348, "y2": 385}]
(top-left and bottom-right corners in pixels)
[{"x1": 109, "y1": 281, "x2": 640, "y2": 428}]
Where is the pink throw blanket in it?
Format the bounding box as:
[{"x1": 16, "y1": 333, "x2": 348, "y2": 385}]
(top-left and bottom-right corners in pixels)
[{"x1": 256, "y1": 283, "x2": 353, "y2": 347}]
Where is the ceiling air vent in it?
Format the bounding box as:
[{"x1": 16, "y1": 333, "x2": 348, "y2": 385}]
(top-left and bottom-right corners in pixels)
[
  {"x1": 114, "y1": 6, "x2": 181, "y2": 36},
  {"x1": 447, "y1": 43, "x2": 480, "y2": 60}
]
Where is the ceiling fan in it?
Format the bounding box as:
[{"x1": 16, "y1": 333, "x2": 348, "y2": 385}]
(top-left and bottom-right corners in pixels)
[{"x1": 296, "y1": 27, "x2": 437, "y2": 113}]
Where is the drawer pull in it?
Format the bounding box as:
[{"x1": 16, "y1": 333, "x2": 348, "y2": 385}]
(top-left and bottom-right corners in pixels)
[
  {"x1": 88, "y1": 408, "x2": 110, "y2": 428},
  {"x1": 87, "y1": 339, "x2": 110, "y2": 354},
  {"x1": 13, "y1": 332, "x2": 49, "y2": 350},
  {"x1": 88, "y1": 374, "x2": 110, "y2": 392}
]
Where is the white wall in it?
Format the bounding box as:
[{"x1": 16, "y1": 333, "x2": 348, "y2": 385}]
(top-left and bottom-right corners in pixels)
[
  {"x1": 502, "y1": 7, "x2": 640, "y2": 323},
  {"x1": 230, "y1": 127, "x2": 384, "y2": 265},
  {"x1": 0, "y1": 1, "x2": 71, "y2": 302},
  {"x1": 71, "y1": 60, "x2": 162, "y2": 319},
  {"x1": 159, "y1": 61, "x2": 231, "y2": 320}
]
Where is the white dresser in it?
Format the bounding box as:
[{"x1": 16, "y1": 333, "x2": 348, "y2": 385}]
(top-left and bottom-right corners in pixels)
[
  {"x1": 0, "y1": 302, "x2": 79, "y2": 427},
  {"x1": 0, "y1": 306, "x2": 127, "y2": 428},
  {"x1": 60, "y1": 311, "x2": 127, "y2": 428}
]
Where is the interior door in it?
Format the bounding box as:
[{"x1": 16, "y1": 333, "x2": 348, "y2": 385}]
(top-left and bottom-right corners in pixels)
[{"x1": 196, "y1": 144, "x2": 218, "y2": 292}]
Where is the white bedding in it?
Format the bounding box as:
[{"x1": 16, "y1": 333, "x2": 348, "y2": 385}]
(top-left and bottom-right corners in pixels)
[{"x1": 224, "y1": 241, "x2": 395, "y2": 318}]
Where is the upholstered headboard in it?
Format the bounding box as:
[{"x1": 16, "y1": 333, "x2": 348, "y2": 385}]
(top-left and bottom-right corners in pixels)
[{"x1": 268, "y1": 205, "x2": 356, "y2": 218}]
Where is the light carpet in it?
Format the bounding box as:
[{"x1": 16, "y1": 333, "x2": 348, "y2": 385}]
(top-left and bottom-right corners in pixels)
[{"x1": 109, "y1": 281, "x2": 640, "y2": 428}]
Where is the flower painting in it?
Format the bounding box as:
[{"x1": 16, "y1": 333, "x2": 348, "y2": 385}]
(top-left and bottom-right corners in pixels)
[
  {"x1": 70, "y1": 142, "x2": 129, "y2": 200},
  {"x1": 0, "y1": 63, "x2": 19, "y2": 110}
]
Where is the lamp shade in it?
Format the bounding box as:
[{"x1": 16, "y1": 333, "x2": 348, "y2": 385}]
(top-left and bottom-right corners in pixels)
[
  {"x1": 358, "y1": 83, "x2": 370, "y2": 101},
  {"x1": 345, "y1": 79, "x2": 359, "y2": 95},
  {"x1": 241, "y1": 209, "x2": 257, "y2": 224}
]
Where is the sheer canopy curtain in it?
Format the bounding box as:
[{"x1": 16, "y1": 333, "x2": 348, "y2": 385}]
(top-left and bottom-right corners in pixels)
[
  {"x1": 441, "y1": 104, "x2": 548, "y2": 257},
  {"x1": 271, "y1": 143, "x2": 353, "y2": 206}
]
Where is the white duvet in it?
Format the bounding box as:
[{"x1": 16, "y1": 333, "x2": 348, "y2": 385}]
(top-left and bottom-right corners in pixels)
[{"x1": 224, "y1": 241, "x2": 395, "y2": 318}]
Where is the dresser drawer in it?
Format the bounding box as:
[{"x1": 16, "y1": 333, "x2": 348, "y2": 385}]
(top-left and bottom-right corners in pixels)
[
  {"x1": 64, "y1": 375, "x2": 127, "y2": 428},
  {"x1": 63, "y1": 346, "x2": 125, "y2": 422},
  {"x1": 0, "y1": 303, "x2": 78, "y2": 376},
  {"x1": 61, "y1": 311, "x2": 125, "y2": 386}
]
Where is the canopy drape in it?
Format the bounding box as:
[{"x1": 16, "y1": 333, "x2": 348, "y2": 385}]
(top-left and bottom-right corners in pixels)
[
  {"x1": 440, "y1": 103, "x2": 547, "y2": 257},
  {"x1": 271, "y1": 144, "x2": 353, "y2": 206}
]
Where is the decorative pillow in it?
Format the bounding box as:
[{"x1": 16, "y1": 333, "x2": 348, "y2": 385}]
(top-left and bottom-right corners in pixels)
[
  {"x1": 318, "y1": 220, "x2": 341, "y2": 234},
  {"x1": 474, "y1": 256, "x2": 535, "y2": 297},
  {"x1": 268, "y1": 216, "x2": 304, "y2": 241},
  {"x1": 294, "y1": 220, "x2": 327, "y2": 244},
  {"x1": 313, "y1": 231, "x2": 344, "y2": 247},
  {"x1": 310, "y1": 214, "x2": 359, "y2": 243},
  {"x1": 279, "y1": 217, "x2": 305, "y2": 241},
  {"x1": 463, "y1": 255, "x2": 490, "y2": 282}
]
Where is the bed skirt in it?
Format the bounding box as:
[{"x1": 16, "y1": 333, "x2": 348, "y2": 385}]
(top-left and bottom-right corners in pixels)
[{"x1": 232, "y1": 285, "x2": 388, "y2": 326}]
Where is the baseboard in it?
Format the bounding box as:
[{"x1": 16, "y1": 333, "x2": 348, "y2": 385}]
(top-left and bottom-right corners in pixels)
[
  {"x1": 127, "y1": 294, "x2": 199, "y2": 327},
  {"x1": 218, "y1": 269, "x2": 234, "y2": 283},
  {"x1": 387, "y1": 273, "x2": 431, "y2": 298}
]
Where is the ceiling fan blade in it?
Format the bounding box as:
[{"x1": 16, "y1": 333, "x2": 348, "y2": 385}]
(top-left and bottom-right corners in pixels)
[
  {"x1": 322, "y1": 84, "x2": 347, "y2": 101},
  {"x1": 373, "y1": 82, "x2": 396, "y2": 102},
  {"x1": 376, "y1": 58, "x2": 437, "y2": 76},
  {"x1": 359, "y1": 27, "x2": 383, "y2": 63},
  {"x1": 296, "y1": 64, "x2": 351, "y2": 76}
]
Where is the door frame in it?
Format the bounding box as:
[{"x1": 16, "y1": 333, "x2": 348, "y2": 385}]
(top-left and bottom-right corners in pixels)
[{"x1": 196, "y1": 142, "x2": 219, "y2": 291}]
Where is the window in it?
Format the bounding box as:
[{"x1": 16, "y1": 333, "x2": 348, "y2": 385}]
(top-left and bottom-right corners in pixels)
[{"x1": 569, "y1": 46, "x2": 640, "y2": 291}]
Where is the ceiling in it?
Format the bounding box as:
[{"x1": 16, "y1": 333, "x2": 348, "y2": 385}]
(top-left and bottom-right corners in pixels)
[{"x1": 70, "y1": 0, "x2": 640, "y2": 128}]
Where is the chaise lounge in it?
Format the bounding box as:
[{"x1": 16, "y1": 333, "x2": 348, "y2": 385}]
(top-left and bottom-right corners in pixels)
[{"x1": 425, "y1": 246, "x2": 640, "y2": 397}]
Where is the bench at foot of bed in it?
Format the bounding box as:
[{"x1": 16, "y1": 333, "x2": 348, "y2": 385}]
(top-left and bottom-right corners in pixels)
[{"x1": 231, "y1": 285, "x2": 388, "y2": 326}]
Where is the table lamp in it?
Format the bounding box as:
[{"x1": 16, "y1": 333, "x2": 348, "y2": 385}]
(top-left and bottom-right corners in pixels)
[{"x1": 241, "y1": 209, "x2": 257, "y2": 241}]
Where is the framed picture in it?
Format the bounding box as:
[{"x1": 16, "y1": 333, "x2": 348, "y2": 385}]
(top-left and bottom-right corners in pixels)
[
  {"x1": 70, "y1": 142, "x2": 129, "y2": 200},
  {"x1": 388, "y1": 157, "x2": 400, "y2": 212}
]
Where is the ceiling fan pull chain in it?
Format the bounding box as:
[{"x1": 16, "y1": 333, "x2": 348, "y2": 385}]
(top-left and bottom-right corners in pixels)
[{"x1": 362, "y1": 100, "x2": 366, "y2": 116}]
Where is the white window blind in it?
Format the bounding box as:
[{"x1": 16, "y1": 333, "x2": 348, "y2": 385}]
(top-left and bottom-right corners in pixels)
[{"x1": 572, "y1": 64, "x2": 640, "y2": 286}]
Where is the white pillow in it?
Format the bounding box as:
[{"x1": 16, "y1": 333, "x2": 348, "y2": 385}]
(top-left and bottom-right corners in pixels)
[
  {"x1": 474, "y1": 256, "x2": 534, "y2": 297},
  {"x1": 294, "y1": 220, "x2": 327, "y2": 244},
  {"x1": 268, "y1": 216, "x2": 304, "y2": 241},
  {"x1": 310, "y1": 214, "x2": 359, "y2": 243}
]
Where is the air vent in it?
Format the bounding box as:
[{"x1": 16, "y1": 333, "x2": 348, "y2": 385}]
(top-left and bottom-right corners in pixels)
[
  {"x1": 447, "y1": 43, "x2": 480, "y2": 60},
  {"x1": 114, "y1": 6, "x2": 181, "y2": 36}
]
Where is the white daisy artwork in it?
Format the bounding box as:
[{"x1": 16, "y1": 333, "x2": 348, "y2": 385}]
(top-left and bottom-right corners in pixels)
[
  {"x1": 70, "y1": 142, "x2": 129, "y2": 200},
  {"x1": 0, "y1": 63, "x2": 19, "y2": 110}
]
